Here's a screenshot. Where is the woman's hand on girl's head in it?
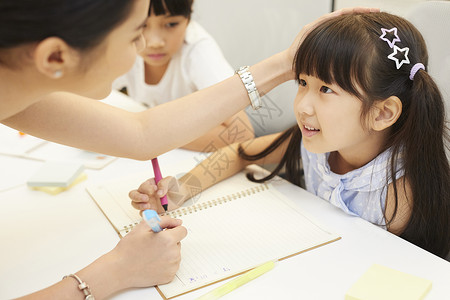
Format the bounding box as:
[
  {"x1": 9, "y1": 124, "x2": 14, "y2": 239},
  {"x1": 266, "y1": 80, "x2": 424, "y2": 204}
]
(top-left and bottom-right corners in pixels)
[
  {"x1": 287, "y1": 7, "x2": 380, "y2": 67},
  {"x1": 129, "y1": 176, "x2": 187, "y2": 214}
]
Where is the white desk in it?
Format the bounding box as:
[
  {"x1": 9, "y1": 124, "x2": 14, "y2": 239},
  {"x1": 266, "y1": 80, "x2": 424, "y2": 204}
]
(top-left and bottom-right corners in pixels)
[{"x1": 0, "y1": 148, "x2": 449, "y2": 300}]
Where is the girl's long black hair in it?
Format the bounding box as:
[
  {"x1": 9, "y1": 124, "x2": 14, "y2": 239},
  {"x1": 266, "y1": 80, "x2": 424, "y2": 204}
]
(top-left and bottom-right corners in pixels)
[{"x1": 240, "y1": 12, "x2": 450, "y2": 258}]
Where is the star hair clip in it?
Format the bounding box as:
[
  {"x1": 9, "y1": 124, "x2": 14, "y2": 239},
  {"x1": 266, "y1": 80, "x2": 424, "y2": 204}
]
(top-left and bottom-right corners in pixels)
[{"x1": 379, "y1": 27, "x2": 410, "y2": 70}]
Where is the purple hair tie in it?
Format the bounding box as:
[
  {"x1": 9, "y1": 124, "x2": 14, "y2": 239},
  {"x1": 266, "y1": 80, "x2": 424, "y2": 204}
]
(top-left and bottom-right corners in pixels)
[{"x1": 409, "y1": 63, "x2": 425, "y2": 80}]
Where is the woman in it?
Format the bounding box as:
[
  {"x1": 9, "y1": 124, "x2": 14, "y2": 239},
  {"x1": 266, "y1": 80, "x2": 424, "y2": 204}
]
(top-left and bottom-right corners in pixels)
[{"x1": 0, "y1": 0, "x2": 377, "y2": 298}]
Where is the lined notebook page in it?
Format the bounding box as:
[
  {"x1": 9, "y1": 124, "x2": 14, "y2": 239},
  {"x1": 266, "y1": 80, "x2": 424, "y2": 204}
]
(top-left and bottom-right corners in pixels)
[{"x1": 157, "y1": 184, "x2": 340, "y2": 299}]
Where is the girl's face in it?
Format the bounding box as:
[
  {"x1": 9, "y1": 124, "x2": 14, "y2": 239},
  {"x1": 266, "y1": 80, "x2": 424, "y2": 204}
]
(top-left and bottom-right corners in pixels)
[
  {"x1": 70, "y1": 0, "x2": 149, "y2": 99},
  {"x1": 139, "y1": 12, "x2": 189, "y2": 68},
  {"x1": 294, "y1": 74, "x2": 374, "y2": 157}
]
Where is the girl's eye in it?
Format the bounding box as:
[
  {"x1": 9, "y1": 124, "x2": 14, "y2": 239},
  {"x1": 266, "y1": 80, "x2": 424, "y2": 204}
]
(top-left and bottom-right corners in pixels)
[
  {"x1": 165, "y1": 22, "x2": 179, "y2": 28},
  {"x1": 299, "y1": 79, "x2": 307, "y2": 87},
  {"x1": 320, "y1": 86, "x2": 334, "y2": 94}
]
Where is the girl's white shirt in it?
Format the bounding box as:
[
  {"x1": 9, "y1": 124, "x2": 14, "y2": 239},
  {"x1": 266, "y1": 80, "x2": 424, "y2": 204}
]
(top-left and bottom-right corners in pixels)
[
  {"x1": 301, "y1": 141, "x2": 404, "y2": 228},
  {"x1": 113, "y1": 21, "x2": 234, "y2": 108}
]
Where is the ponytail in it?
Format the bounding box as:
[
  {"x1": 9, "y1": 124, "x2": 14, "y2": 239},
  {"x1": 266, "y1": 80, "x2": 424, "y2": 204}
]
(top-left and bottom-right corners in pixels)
[{"x1": 391, "y1": 69, "x2": 450, "y2": 258}]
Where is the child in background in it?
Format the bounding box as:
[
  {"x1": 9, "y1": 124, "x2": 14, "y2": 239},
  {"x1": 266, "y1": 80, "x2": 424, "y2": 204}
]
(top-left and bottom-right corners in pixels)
[
  {"x1": 114, "y1": 0, "x2": 254, "y2": 151},
  {"x1": 130, "y1": 12, "x2": 450, "y2": 259}
]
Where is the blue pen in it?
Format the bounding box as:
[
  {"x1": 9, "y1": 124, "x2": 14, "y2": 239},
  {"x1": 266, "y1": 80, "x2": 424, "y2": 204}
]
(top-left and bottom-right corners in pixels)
[{"x1": 143, "y1": 209, "x2": 162, "y2": 232}]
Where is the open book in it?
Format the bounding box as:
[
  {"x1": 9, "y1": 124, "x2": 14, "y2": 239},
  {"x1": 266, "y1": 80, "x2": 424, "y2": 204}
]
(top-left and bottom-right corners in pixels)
[{"x1": 87, "y1": 166, "x2": 341, "y2": 299}]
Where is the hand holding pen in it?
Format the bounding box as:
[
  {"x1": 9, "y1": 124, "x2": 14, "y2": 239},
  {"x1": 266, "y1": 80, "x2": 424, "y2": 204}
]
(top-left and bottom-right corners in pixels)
[
  {"x1": 112, "y1": 215, "x2": 186, "y2": 287},
  {"x1": 129, "y1": 157, "x2": 193, "y2": 213},
  {"x1": 129, "y1": 162, "x2": 183, "y2": 213}
]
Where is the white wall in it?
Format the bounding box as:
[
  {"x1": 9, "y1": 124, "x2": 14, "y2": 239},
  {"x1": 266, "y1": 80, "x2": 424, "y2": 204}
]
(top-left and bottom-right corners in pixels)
[
  {"x1": 192, "y1": 0, "x2": 331, "y2": 136},
  {"x1": 335, "y1": 0, "x2": 426, "y2": 16},
  {"x1": 408, "y1": 2, "x2": 450, "y2": 133}
]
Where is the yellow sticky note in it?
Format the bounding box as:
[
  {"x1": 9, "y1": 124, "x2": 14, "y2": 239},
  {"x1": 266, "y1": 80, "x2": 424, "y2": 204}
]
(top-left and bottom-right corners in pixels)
[
  {"x1": 27, "y1": 161, "x2": 84, "y2": 187},
  {"x1": 30, "y1": 173, "x2": 87, "y2": 195},
  {"x1": 345, "y1": 264, "x2": 432, "y2": 300}
]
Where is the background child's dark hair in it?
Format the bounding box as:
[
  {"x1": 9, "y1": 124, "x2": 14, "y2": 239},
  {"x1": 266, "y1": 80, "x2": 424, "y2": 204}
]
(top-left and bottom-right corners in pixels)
[
  {"x1": 0, "y1": 0, "x2": 136, "y2": 67},
  {"x1": 149, "y1": 0, "x2": 193, "y2": 19},
  {"x1": 240, "y1": 12, "x2": 450, "y2": 258}
]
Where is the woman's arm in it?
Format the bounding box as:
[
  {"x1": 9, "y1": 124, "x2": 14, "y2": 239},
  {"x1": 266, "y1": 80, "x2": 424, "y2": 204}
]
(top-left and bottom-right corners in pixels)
[
  {"x1": 3, "y1": 51, "x2": 290, "y2": 160},
  {"x1": 181, "y1": 110, "x2": 255, "y2": 151}
]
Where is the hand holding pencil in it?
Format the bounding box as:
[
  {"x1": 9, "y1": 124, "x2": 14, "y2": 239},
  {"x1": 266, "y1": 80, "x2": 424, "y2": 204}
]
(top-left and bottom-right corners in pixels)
[{"x1": 128, "y1": 160, "x2": 185, "y2": 213}]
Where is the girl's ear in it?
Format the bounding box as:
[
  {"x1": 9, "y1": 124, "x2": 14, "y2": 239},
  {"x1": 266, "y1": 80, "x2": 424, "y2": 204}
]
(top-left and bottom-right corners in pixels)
[
  {"x1": 371, "y1": 96, "x2": 402, "y2": 131},
  {"x1": 33, "y1": 37, "x2": 79, "y2": 79}
]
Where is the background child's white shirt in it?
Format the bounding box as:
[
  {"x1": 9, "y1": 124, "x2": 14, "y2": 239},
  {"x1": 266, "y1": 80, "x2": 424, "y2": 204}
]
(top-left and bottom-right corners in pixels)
[
  {"x1": 300, "y1": 141, "x2": 405, "y2": 228},
  {"x1": 113, "y1": 21, "x2": 234, "y2": 107}
]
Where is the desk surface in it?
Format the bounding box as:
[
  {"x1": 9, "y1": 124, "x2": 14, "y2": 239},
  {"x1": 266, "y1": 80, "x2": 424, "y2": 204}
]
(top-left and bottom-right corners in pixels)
[{"x1": 0, "y1": 146, "x2": 449, "y2": 300}]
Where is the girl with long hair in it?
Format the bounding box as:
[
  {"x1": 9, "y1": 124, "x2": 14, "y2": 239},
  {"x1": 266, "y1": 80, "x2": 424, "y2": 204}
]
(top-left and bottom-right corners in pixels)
[{"x1": 132, "y1": 12, "x2": 450, "y2": 259}]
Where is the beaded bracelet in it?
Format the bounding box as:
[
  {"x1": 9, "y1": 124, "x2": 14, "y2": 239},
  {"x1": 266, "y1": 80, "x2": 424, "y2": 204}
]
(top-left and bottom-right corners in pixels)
[{"x1": 63, "y1": 273, "x2": 95, "y2": 300}]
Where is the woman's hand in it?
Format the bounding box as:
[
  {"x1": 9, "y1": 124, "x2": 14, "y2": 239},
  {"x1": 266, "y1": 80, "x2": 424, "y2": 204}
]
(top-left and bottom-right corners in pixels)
[
  {"x1": 129, "y1": 176, "x2": 189, "y2": 214},
  {"x1": 108, "y1": 217, "x2": 187, "y2": 288},
  {"x1": 286, "y1": 7, "x2": 380, "y2": 72}
]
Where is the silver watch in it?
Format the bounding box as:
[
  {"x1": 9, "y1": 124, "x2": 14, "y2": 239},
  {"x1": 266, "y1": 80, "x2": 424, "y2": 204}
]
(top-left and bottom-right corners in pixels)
[{"x1": 236, "y1": 66, "x2": 262, "y2": 110}]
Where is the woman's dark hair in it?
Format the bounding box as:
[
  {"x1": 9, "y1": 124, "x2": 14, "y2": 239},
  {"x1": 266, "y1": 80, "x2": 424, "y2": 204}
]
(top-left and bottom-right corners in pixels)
[
  {"x1": 0, "y1": 0, "x2": 136, "y2": 66},
  {"x1": 240, "y1": 12, "x2": 450, "y2": 258},
  {"x1": 149, "y1": 0, "x2": 193, "y2": 18}
]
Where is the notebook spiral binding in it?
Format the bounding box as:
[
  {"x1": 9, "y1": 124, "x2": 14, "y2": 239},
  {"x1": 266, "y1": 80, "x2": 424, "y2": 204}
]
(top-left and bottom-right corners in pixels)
[
  {"x1": 121, "y1": 183, "x2": 269, "y2": 235},
  {"x1": 123, "y1": 221, "x2": 139, "y2": 235},
  {"x1": 165, "y1": 183, "x2": 269, "y2": 219}
]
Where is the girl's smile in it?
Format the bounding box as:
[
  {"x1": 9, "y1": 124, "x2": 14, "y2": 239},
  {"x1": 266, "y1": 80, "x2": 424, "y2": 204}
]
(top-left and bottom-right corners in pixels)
[{"x1": 301, "y1": 124, "x2": 320, "y2": 138}]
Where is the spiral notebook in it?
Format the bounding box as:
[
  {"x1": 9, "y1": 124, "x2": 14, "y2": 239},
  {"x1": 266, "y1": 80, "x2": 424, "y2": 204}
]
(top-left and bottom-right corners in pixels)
[{"x1": 87, "y1": 169, "x2": 341, "y2": 299}]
